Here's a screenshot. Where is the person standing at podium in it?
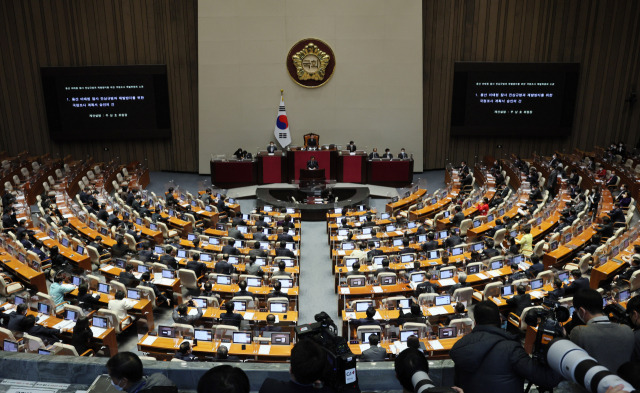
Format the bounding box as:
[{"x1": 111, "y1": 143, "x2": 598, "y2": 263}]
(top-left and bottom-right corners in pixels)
[
  {"x1": 267, "y1": 141, "x2": 277, "y2": 153},
  {"x1": 346, "y1": 141, "x2": 357, "y2": 152},
  {"x1": 307, "y1": 156, "x2": 319, "y2": 170},
  {"x1": 398, "y1": 148, "x2": 408, "y2": 159}
]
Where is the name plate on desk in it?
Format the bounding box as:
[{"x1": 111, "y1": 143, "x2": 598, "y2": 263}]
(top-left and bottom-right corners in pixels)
[
  {"x1": 340, "y1": 287, "x2": 350, "y2": 295},
  {"x1": 258, "y1": 345, "x2": 271, "y2": 355}
]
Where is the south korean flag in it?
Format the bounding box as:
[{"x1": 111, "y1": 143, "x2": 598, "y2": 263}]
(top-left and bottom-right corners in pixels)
[{"x1": 274, "y1": 91, "x2": 292, "y2": 148}]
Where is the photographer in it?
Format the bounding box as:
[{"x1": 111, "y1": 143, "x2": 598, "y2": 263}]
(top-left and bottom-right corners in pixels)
[
  {"x1": 570, "y1": 289, "x2": 634, "y2": 373},
  {"x1": 625, "y1": 295, "x2": 640, "y2": 361},
  {"x1": 450, "y1": 300, "x2": 562, "y2": 393}
]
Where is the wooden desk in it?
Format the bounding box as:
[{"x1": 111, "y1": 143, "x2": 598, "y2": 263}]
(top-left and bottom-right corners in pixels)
[
  {"x1": 68, "y1": 217, "x2": 117, "y2": 247},
  {"x1": 210, "y1": 159, "x2": 258, "y2": 188},
  {"x1": 137, "y1": 333, "x2": 293, "y2": 361},
  {"x1": 197, "y1": 307, "x2": 298, "y2": 325},
  {"x1": 33, "y1": 232, "x2": 92, "y2": 271},
  {"x1": 386, "y1": 189, "x2": 426, "y2": 213},
  {"x1": 68, "y1": 288, "x2": 155, "y2": 330},
  {"x1": 368, "y1": 159, "x2": 414, "y2": 187},
  {"x1": 0, "y1": 252, "x2": 47, "y2": 293},
  {"x1": 348, "y1": 336, "x2": 459, "y2": 359}
]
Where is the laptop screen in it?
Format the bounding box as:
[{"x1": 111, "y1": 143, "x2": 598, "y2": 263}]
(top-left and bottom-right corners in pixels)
[
  {"x1": 471, "y1": 243, "x2": 484, "y2": 252},
  {"x1": 400, "y1": 254, "x2": 415, "y2": 263},
  {"x1": 344, "y1": 258, "x2": 358, "y2": 268},
  {"x1": 410, "y1": 272, "x2": 425, "y2": 283},
  {"x1": 154, "y1": 246, "x2": 164, "y2": 254},
  {"x1": 386, "y1": 225, "x2": 396, "y2": 232},
  {"x1": 451, "y1": 247, "x2": 463, "y2": 256},
  {"x1": 467, "y1": 264, "x2": 480, "y2": 274},
  {"x1": 187, "y1": 234, "x2": 196, "y2": 241},
  {"x1": 194, "y1": 328, "x2": 212, "y2": 342},
  {"x1": 158, "y1": 326, "x2": 175, "y2": 338},
  {"x1": 438, "y1": 326, "x2": 457, "y2": 339},
  {"x1": 348, "y1": 277, "x2": 365, "y2": 287},
  {"x1": 115, "y1": 259, "x2": 126, "y2": 269},
  {"x1": 72, "y1": 276, "x2": 82, "y2": 286},
  {"x1": 393, "y1": 238, "x2": 403, "y2": 247},
  {"x1": 342, "y1": 242, "x2": 355, "y2": 251},
  {"x1": 278, "y1": 278, "x2": 293, "y2": 288},
  {"x1": 162, "y1": 270, "x2": 175, "y2": 279},
  {"x1": 64, "y1": 309, "x2": 78, "y2": 321},
  {"x1": 558, "y1": 271, "x2": 570, "y2": 282},
  {"x1": 427, "y1": 250, "x2": 440, "y2": 260},
  {"x1": 440, "y1": 269, "x2": 454, "y2": 279},
  {"x1": 200, "y1": 253, "x2": 212, "y2": 262},
  {"x1": 246, "y1": 277, "x2": 261, "y2": 287},
  {"x1": 232, "y1": 301, "x2": 247, "y2": 312},
  {"x1": 355, "y1": 301, "x2": 373, "y2": 312},
  {"x1": 380, "y1": 275, "x2": 396, "y2": 285},
  {"x1": 127, "y1": 289, "x2": 140, "y2": 300},
  {"x1": 530, "y1": 279, "x2": 543, "y2": 290},
  {"x1": 98, "y1": 283, "x2": 110, "y2": 294},
  {"x1": 3, "y1": 340, "x2": 18, "y2": 352},
  {"x1": 217, "y1": 275, "x2": 231, "y2": 285},
  {"x1": 490, "y1": 260, "x2": 504, "y2": 270},
  {"x1": 271, "y1": 332, "x2": 291, "y2": 345},
  {"x1": 269, "y1": 302, "x2": 288, "y2": 313},
  {"x1": 232, "y1": 332, "x2": 251, "y2": 344},
  {"x1": 501, "y1": 285, "x2": 514, "y2": 297},
  {"x1": 400, "y1": 329, "x2": 418, "y2": 342},
  {"x1": 435, "y1": 295, "x2": 450, "y2": 306},
  {"x1": 473, "y1": 220, "x2": 482, "y2": 228},
  {"x1": 177, "y1": 250, "x2": 187, "y2": 259},
  {"x1": 192, "y1": 297, "x2": 207, "y2": 308},
  {"x1": 92, "y1": 316, "x2": 108, "y2": 328},
  {"x1": 361, "y1": 331, "x2": 378, "y2": 343},
  {"x1": 138, "y1": 265, "x2": 149, "y2": 273},
  {"x1": 14, "y1": 295, "x2": 26, "y2": 305},
  {"x1": 228, "y1": 256, "x2": 240, "y2": 264}
]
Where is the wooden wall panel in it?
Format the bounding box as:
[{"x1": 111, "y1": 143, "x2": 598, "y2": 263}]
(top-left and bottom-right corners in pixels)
[
  {"x1": 0, "y1": 0, "x2": 198, "y2": 172},
  {"x1": 423, "y1": 0, "x2": 640, "y2": 170}
]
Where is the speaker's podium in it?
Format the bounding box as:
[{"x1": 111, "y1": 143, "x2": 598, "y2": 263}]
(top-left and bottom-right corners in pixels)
[{"x1": 299, "y1": 168, "x2": 325, "y2": 189}]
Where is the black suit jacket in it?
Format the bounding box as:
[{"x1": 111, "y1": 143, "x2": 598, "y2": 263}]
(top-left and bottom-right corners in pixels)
[
  {"x1": 506, "y1": 294, "x2": 532, "y2": 316},
  {"x1": 368, "y1": 152, "x2": 380, "y2": 159},
  {"x1": 346, "y1": 144, "x2": 357, "y2": 152},
  {"x1": 307, "y1": 137, "x2": 318, "y2": 148},
  {"x1": 186, "y1": 260, "x2": 206, "y2": 277},
  {"x1": 220, "y1": 312, "x2": 243, "y2": 327},
  {"x1": 214, "y1": 260, "x2": 234, "y2": 275},
  {"x1": 398, "y1": 152, "x2": 408, "y2": 159},
  {"x1": 382, "y1": 153, "x2": 393, "y2": 159},
  {"x1": 221, "y1": 245, "x2": 239, "y2": 255},
  {"x1": 307, "y1": 160, "x2": 319, "y2": 170},
  {"x1": 267, "y1": 145, "x2": 277, "y2": 153}
]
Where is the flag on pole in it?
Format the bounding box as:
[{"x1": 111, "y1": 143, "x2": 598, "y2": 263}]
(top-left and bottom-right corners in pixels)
[{"x1": 274, "y1": 90, "x2": 292, "y2": 147}]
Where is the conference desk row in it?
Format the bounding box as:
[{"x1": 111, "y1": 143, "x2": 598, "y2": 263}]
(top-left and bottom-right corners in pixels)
[{"x1": 210, "y1": 152, "x2": 414, "y2": 188}]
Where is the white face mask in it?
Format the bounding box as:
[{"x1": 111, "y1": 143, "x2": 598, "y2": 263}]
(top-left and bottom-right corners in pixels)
[{"x1": 111, "y1": 380, "x2": 124, "y2": 391}]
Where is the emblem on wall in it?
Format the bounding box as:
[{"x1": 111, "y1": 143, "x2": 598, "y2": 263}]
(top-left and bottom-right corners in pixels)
[{"x1": 287, "y1": 38, "x2": 335, "y2": 88}]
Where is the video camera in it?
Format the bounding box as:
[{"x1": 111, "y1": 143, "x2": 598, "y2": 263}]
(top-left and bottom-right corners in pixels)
[
  {"x1": 524, "y1": 303, "x2": 570, "y2": 364},
  {"x1": 296, "y1": 312, "x2": 359, "y2": 393},
  {"x1": 604, "y1": 302, "x2": 633, "y2": 327}
]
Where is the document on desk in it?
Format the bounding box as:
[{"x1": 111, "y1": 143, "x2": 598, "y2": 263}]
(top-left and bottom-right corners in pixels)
[
  {"x1": 360, "y1": 234, "x2": 372, "y2": 240},
  {"x1": 188, "y1": 308, "x2": 200, "y2": 315},
  {"x1": 428, "y1": 340, "x2": 444, "y2": 350},
  {"x1": 395, "y1": 231, "x2": 404, "y2": 236},
  {"x1": 62, "y1": 214, "x2": 74, "y2": 218},
  {"x1": 476, "y1": 273, "x2": 488, "y2": 280},
  {"x1": 518, "y1": 262, "x2": 530, "y2": 271},
  {"x1": 337, "y1": 250, "x2": 346, "y2": 256},
  {"x1": 359, "y1": 343, "x2": 370, "y2": 352},
  {"x1": 243, "y1": 312, "x2": 254, "y2": 320},
  {"x1": 529, "y1": 290, "x2": 545, "y2": 298},
  {"x1": 340, "y1": 287, "x2": 350, "y2": 295},
  {"x1": 345, "y1": 312, "x2": 356, "y2": 320},
  {"x1": 428, "y1": 306, "x2": 448, "y2": 315},
  {"x1": 393, "y1": 341, "x2": 408, "y2": 353},
  {"x1": 155, "y1": 278, "x2": 174, "y2": 286},
  {"x1": 336, "y1": 236, "x2": 346, "y2": 241},
  {"x1": 102, "y1": 265, "x2": 114, "y2": 271},
  {"x1": 258, "y1": 345, "x2": 271, "y2": 355},
  {"x1": 439, "y1": 278, "x2": 456, "y2": 286},
  {"x1": 38, "y1": 236, "x2": 50, "y2": 241},
  {"x1": 373, "y1": 311, "x2": 382, "y2": 320},
  {"x1": 37, "y1": 315, "x2": 49, "y2": 324},
  {"x1": 141, "y1": 336, "x2": 157, "y2": 346},
  {"x1": 372, "y1": 286, "x2": 383, "y2": 293},
  {"x1": 487, "y1": 270, "x2": 501, "y2": 277},
  {"x1": 90, "y1": 327, "x2": 107, "y2": 337}
]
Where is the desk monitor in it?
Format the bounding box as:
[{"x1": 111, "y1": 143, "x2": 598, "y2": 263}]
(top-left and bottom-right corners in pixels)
[
  {"x1": 451, "y1": 247, "x2": 463, "y2": 256},
  {"x1": 205, "y1": 205, "x2": 213, "y2": 212},
  {"x1": 232, "y1": 300, "x2": 247, "y2": 312},
  {"x1": 470, "y1": 243, "x2": 484, "y2": 252},
  {"x1": 278, "y1": 278, "x2": 293, "y2": 288},
  {"x1": 530, "y1": 279, "x2": 543, "y2": 290},
  {"x1": 246, "y1": 277, "x2": 261, "y2": 287},
  {"x1": 127, "y1": 289, "x2": 141, "y2": 300},
  {"x1": 410, "y1": 272, "x2": 426, "y2": 283},
  {"x1": 438, "y1": 326, "x2": 457, "y2": 339},
  {"x1": 575, "y1": 225, "x2": 584, "y2": 235},
  {"x1": 269, "y1": 302, "x2": 288, "y2": 313},
  {"x1": 177, "y1": 250, "x2": 187, "y2": 259},
  {"x1": 271, "y1": 332, "x2": 291, "y2": 345},
  {"x1": 158, "y1": 325, "x2": 176, "y2": 338},
  {"x1": 386, "y1": 225, "x2": 397, "y2": 232},
  {"x1": 358, "y1": 216, "x2": 367, "y2": 223},
  {"x1": 228, "y1": 198, "x2": 236, "y2": 204},
  {"x1": 136, "y1": 218, "x2": 143, "y2": 226},
  {"x1": 380, "y1": 275, "x2": 397, "y2": 286},
  {"x1": 501, "y1": 285, "x2": 514, "y2": 297},
  {"x1": 498, "y1": 208, "x2": 505, "y2": 216},
  {"x1": 263, "y1": 205, "x2": 274, "y2": 213},
  {"x1": 393, "y1": 238, "x2": 403, "y2": 247},
  {"x1": 362, "y1": 227, "x2": 373, "y2": 236},
  {"x1": 228, "y1": 256, "x2": 240, "y2": 265},
  {"x1": 334, "y1": 207, "x2": 343, "y2": 214},
  {"x1": 417, "y1": 234, "x2": 427, "y2": 243},
  {"x1": 154, "y1": 246, "x2": 164, "y2": 254},
  {"x1": 535, "y1": 217, "x2": 543, "y2": 226},
  {"x1": 281, "y1": 258, "x2": 295, "y2": 267},
  {"x1": 200, "y1": 253, "x2": 212, "y2": 262},
  {"x1": 17, "y1": 253, "x2": 26, "y2": 264},
  {"x1": 14, "y1": 295, "x2": 27, "y2": 305},
  {"x1": 407, "y1": 222, "x2": 416, "y2": 229},
  {"x1": 348, "y1": 277, "x2": 366, "y2": 287},
  {"x1": 372, "y1": 256, "x2": 386, "y2": 266},
  {"x1": 610, "y1": 246, "x2": 619, "y2": 258},
  {"x1": 344, "y1": 258, "x2": 358, "y2": 268},
  {"x1": 558, "y1": 271, "x2": 570, "y2": 282},
  {"x1": 48, "y1": 229, "x2": 56, "y2": 239},
  {"x1": 255, "y1": 257, "x2": 266, "y2": 266},
  {"x1": 285, "y1": 242, "x2": 295, "y2": 251},
  {"x1": 37, "y1": 302, "x2": 50, "y2": 315},
  {"x1": 232, "y1": 332, "x2": 251, "y2": 344},
  {"x1": 64, "y1": 309, "x2": 78, "y2": 321},
  {"x1": 439, "y1": 269, "x2": 454, "y2": 280},
  {"x1": 430, "y1": 197, "x2": 438, "y2": 205},
  {"x1": 149, "y1": 223, "x2": 158, "y2": 231},
  {"x1": 92, "y1": 316, "x2": 108, "y2": 328},
  {"x1": 100, "y1": 227, "x2": 109, "y2": 236},
  {"x1": 237, "y1": 226, "x2": 248, "y2": 234},
  {"x1": 354, "y1": 300, "x2": 374, "y2": 312},
  {"x1": 216, "y1": 223, "x2": 226, "y2": 231},
  {"x1": 72, "y1": 275, "x2": 83, "y2": 286},
  {"x1": 124, "y1": 211, "x2": 131, "y2": 219},
  {"x1": 3, "y1": 340, "x2": 18, "y2": 352},
  {"x1": 187, "y1": 234, "x2": 196, "y2": 241},
  {"x1": 61, "y1": 237, "x2": 70, "y2": 247},
  {"x1": 550, "y1": 241, "x2": 559, "y2": 251},
  {"x1": 372, "y1": 240, "x2": 381, "y2": 248},
  {"x1": 38, "y1": 349, "x2": 51, "y2": 355},
  {"x1": 427, "y1": 250, "x2": 440, "y2": 260},
  {"x1": 599, "y1": 254, "x2": 608, "y2": 265},
  {"x1": 259, "y1": 241, "x2": 270, "y2": 250},
  {"x1": 398, "y1": 298, "x2": 411, "y2": 309},
  {"x1": 337, "y1": 229, "x2": 349, "y2": 237},
  {"x1": 168, "y1": 209, "x2": 175, "y2": 217},
  {"x1": 490, "y1": 260, "x2": 504, "y2": 270},
  {"x1": 473, "y1": 220, "x2": 482, "y2": 228},
  {"x1": 467, "y1": 264, "x2": 480, "y2": 275},
  {"x1": 623, "y1": 238, "x2": 630, "y2": 250},
  {"x1": 400, "y1": 329, "x2": 418, "y2": 342},
  {"x1": 194, "y1": 328, "x2": 212, "y2": 342},
  {"x1": 192, "y1": 297, "x2": 207, "y2": 308},
  {"x1": 486, "y1": 214, "x2": 495, "y2": 223},
  {"x1": 137, "y1": 265, "x2": 149, "y2": 273},
  {"x1": 342, "y1": 242, "x2": 355, "y2": 251},
  {"x1": 443, "y1": 211, "x2": 451, "y2": 218},
  {"x1": 435, "y1": 230, "x2": 446, "y2": 240},
  {"x1": 115, "y1": 258, "x2": 126, "y2": 269},
  {"x1": 162, "y1": 269, "x2": 175, "y2": 279},
  {"x1": 263, "y1": 217, "x2": 273, "y2": 225},
  {"x1": 217, "y1": 275, "x2": 231, "y2": 285},
  {"x1": 98, "y1": 283, "x2": 110, "y2": 294},
  {"x1": 564, "y1": 233, "x2": 572, "y2": 243},
  {"x1": 236, "y1": 240, "x2": 245, "y2": 249},
  {"x1": 619, "y1": 289, "x2": 631, "y2": 302},
  {"x1": 510, "y1": 255, "x2": 524, "y2": 265},
  {"x1": 31, "y1": 260, "x2": 41, "y2": 272},
  {"x1": 435, "y1": 295, "x2": 451, "y2": 306},
  {"x1": 360, "y1": 331, "x2": 378, "y2": 343}
]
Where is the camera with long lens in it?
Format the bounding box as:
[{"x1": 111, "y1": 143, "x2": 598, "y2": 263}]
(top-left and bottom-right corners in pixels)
[
  {"x1": 524, "y1": 302, "x2": 570, "y2": 364},
  {"x1": 604, "y1": 302, "x2": 633, "y2": 327},
  {"x1": 295, "y1": 312, "x2": 359, "y2": 393},
  {"x1": 395, "y1": 348, "x2": 458, "y2": 393}
]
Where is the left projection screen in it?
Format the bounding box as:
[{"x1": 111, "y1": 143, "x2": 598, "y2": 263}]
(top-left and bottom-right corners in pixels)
[{"x1": 41, "y1": 65, "x2": 171, "y2": 141}]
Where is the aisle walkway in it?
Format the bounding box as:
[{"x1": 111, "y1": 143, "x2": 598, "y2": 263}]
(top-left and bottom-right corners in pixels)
[{"x1": 297, "y1": 221, "x2": 340, "y2": 331}]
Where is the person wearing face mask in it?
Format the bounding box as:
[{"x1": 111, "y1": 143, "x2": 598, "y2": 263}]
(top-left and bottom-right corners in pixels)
[
  {"x1": 106, "y1": 351, "x2": 177, "y2": 392},
  {"x1": 569, "y1": 289, "x2": 634, "y2": 373}
]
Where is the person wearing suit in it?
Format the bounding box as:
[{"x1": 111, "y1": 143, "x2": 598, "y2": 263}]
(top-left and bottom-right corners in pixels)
[
  {"x1": 564, "y1": 270, "x2": 590, "y2": 296},
  {"x1": 346, "y1": 141, "x2": 357, "y2": 152},
  {"x1": 596, "y1": 216, "x2": 614, "y2": 238},
  {"x1": 398, "y1": 148, "x2": 408, "y2": 159},
  {"x1": 186, "y1": 254, "x2": 206, "y2": 277},
  {"x1": 506, "y1": 285, "x2": 533, "y2": 316},
  {"x1": 306, "y1": 135, "x2": 318, "y2": 149},
  {"x1": 307, "y1": 156, "x2": 319, "y2": 170},
  {"x1": 6, "y1": 304, "x2": 28, "y2": 331},
  {"x1": 215, "y1": 259, "x2": 235, "y2": 275},
  {"x1": 459, "y1": 161, "x2": 470, "y2": 176},
  {"x1": 368, "y1": 148, "x2": 380, "y2": 159},
  {"x1": 172, "y1": 302, "x2": 203, "y2": 325},
  {"x1": 450, "y1": 206, "x2": 465, "y2": 227},
  {"x1": 222, "y1": 239, "x2": 240, "y2": 255},
  {"x1": 526, "y1": 255, "x2": 544, "y2": 279},
  {"x1": 360, "y1": 334, "x2": 386, "y2": 361},
  {"x1": 267, "y1": 141, "x2": 278, "y2": 153},
  {"x1": 220, "y1": 301, "x2": 244, "y2": 327},
  {"x1": 382, "y1": 149, "x2": 393, "y2": 159},
  {"x1": 354, "y1": 307, "x2": 380, "y2": 326}
]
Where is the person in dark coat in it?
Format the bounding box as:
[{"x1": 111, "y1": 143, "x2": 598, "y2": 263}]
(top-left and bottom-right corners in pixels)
[
  {"x1": 449, "y1": 301, "x2": 563, "y2": 393},
  {"x1": 564, "y1": 270, "x2": 590, "y2": 296},
  {"x1": 71, "y1": 316, "x2": 93, "y2": 355},
  {"x1": 506, "y1": 285, "x2": 532, "y2": 316},
  {"x1": 220, "y1": 301, "x2": 243, "y2": 327}
]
